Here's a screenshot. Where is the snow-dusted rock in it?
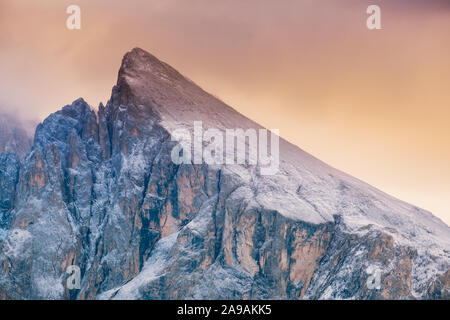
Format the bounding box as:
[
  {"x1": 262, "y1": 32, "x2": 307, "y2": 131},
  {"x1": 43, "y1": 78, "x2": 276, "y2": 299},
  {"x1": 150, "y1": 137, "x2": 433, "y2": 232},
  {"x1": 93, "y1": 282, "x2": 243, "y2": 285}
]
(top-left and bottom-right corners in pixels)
[{"x1": 0, "y1": 48, "x2": 448, "y2": 299}]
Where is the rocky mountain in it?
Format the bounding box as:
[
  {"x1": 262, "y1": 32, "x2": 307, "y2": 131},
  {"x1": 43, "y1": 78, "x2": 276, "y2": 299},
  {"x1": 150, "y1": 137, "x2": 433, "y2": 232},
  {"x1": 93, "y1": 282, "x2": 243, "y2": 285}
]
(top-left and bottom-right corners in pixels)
[
  {"x1": 0, "y1": 113, "x2": 33, "y2": 242},
  {"x1": 0, "y1": 48, "x2": 448, "y2": 300}
]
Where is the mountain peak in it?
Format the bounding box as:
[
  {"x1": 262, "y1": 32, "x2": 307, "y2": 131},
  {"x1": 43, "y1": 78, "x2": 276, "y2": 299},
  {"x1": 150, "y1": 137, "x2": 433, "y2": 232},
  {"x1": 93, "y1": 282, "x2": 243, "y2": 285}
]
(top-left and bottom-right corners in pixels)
[
  {"x1": 120, "y1": 47, "x2": 159, "y2": 72},
  {"x1": 0, "y1": 47, "x2": 449, "y2": 300},
  {"x1": 111, "y1": 47, "x2": 227, "y2": 130},
  {"x1": 118, "y1": 47, "x2": 185, "y2": 84}
]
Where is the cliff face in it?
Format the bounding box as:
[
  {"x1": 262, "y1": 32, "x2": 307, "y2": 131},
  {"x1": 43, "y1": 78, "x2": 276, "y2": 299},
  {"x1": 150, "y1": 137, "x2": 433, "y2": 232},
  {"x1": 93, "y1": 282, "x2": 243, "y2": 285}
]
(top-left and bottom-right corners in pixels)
[
  {"x1": 0, "y1": 154, "x2": 20, "y2": 237},
  {"x1": 0, "y1": 113, "x2": 32, "y2": 245},
  {"x1": 0, "y1": 48, "x2": 448, "y2": 300}
]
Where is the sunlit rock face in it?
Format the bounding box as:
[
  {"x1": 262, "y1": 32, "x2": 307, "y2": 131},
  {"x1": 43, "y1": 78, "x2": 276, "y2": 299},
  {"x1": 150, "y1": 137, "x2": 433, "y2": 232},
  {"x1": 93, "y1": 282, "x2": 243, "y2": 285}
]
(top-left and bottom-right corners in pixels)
[{"x1": 0, "y1": 48, "x2": 448, "y2": 300}]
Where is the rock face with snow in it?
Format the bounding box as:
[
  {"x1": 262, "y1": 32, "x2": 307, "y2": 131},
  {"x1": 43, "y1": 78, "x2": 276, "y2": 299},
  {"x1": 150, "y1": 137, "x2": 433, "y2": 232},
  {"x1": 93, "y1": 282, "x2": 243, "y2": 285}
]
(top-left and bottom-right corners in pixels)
[
  {"x1": 0, "y1": 113, "x2": 32, "y2": 244},
  {"x1": 0, "y1": 153, "x2": 20, "y2": 240},
  {"x1": 0, "y1": 48, "x2": 448, "y2": 300}
]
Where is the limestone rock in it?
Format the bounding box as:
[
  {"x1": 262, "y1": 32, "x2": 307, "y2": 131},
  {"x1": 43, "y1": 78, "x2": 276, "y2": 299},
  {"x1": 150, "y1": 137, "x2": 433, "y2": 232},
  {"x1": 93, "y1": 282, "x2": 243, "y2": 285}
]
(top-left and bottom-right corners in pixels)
[{"x1": 0, "y1": 48, "x2": 448, "y2": 300}]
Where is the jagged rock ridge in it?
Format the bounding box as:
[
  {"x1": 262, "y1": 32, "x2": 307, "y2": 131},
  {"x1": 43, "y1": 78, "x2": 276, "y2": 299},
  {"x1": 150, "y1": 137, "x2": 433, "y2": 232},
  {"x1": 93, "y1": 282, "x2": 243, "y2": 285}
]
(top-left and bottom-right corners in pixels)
[{"x1": 0, "y1": 48, "x2": 448, "y2": 300}]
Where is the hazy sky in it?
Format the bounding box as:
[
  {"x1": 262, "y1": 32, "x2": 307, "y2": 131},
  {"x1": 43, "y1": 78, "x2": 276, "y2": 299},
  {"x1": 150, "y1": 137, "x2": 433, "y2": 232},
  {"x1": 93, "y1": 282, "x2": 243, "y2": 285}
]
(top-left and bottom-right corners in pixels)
[{"x1": 1, "y1": 0, "x2": 449, "y2": 224}]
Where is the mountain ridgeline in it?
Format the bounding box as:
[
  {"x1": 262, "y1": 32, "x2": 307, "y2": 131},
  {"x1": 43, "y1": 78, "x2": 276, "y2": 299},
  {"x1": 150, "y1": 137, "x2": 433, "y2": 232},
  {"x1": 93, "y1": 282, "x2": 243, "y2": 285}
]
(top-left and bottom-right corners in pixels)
[{"x1": 0, "y1": 48, "x2": 448, "y2": 300}]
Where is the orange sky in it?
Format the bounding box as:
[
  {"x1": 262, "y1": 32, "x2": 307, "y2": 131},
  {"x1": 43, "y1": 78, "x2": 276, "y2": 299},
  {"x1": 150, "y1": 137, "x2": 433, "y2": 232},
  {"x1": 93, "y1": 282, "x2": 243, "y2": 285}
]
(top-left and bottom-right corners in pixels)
[{"x1": 1, "y1": 0, "x2": 449, "y2": 225}]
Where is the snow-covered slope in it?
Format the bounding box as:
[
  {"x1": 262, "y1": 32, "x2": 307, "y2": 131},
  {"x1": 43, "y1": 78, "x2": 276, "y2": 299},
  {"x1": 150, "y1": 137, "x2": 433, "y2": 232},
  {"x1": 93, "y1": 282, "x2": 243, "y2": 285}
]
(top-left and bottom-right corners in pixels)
[{"x1": 0, "y1": 48, "x2": 448, "y2": 300}]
